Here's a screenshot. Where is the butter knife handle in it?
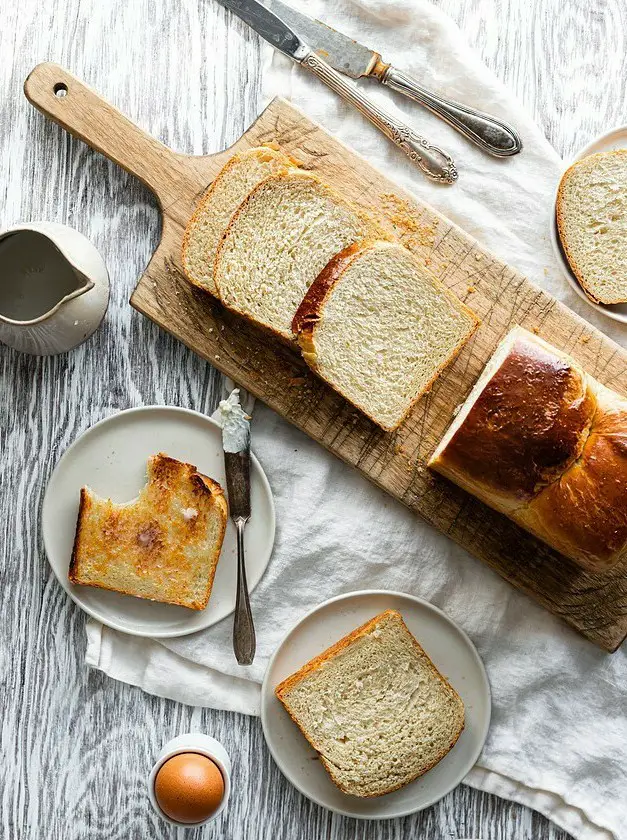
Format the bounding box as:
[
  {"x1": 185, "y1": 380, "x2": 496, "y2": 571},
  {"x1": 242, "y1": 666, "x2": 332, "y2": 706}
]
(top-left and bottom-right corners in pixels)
[
  {"x1": 301, "y1": 51, "x2": 457, "y2": 184},
  {"x1": 233, "y1": 518, "x2": 256, "y2": 666},
  {"x1": 382, "y1": 66, "x2": 522, "y2": 157}
]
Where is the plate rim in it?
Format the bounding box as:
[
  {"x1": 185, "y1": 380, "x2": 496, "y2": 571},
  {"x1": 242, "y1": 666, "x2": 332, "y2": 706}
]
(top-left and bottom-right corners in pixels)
[
  {"x1": 260, "y1": 588, "x2": 491, "y2": 820},
  {"x1": 41, "y1": 404, "x2": 276, "y2": 638},
  {"x1": 550, "y1": 123, "x2": 627, "y2": 324}
]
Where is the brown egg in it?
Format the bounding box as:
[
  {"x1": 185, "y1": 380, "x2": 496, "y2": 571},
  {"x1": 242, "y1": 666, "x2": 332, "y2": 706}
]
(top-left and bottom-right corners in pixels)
[{"x1": 154, "y1": 752, "x2": 225, "y2": 824}]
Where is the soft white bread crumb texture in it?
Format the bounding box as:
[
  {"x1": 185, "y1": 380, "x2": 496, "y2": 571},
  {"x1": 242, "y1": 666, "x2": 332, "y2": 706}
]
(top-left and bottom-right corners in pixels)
[
  {"x1": 300, "y1": 241, "x2": 478, "y2": 430},
  {"x1": 214, "y1": 171, "x2": 378, "y2": 341},
  {"x1": 276, "y1": 609, "x2": 465, "y2": 798},
  {"x1": 556, "y1": 149, "x2": 627, "y2": 304},
  {"x1": 182, "y1": 146, "x2": 298, "y2": 295}
]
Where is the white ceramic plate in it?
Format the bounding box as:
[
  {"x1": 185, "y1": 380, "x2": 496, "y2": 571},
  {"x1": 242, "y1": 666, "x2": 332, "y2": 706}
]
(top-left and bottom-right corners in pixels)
[
  {"x1": 42, "y1": 406, "x2": 275, "y2": 637},
  {"x1": 261, "y1": 590, "x2": 491, "y2": 819},
  {"x1": 550, "y1": 124, "x2": 627, "y2": 324}
]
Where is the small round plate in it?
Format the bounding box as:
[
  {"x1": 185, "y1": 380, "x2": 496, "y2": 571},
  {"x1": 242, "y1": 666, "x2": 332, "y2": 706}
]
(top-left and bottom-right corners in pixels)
[
  {"x1": 261, "y1": 590, "x2": 490, "y2": 820},
  {"x1": 42, "y1": 406, "x2": 275, "y2": 638},
  {"x1": 550, "y1": 124, "x2": 627, "y2": 324}
]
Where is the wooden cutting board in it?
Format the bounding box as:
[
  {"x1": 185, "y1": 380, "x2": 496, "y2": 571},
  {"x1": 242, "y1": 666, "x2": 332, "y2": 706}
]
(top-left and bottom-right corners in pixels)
[{"x1": 25, "y1": 62, "x2": 627, "y2": 651}]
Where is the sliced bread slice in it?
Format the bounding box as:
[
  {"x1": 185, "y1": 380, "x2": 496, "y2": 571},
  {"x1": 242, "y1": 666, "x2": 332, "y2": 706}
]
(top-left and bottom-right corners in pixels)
[
  {"x1": 69, "y1": 453, "x2": 228, "y2": 610},
  {"x1": 556, "y1": 149, "x2": 627, "y2": 304},
  {"x1": 182, "y1": 145, "x2": 300, "y2": 295},
  {"x1": 292, "y1": 240, "x2": 479, "y2": 431},
  {"x1": 275, "y1": 609, "x2": 465, "y2": 798},
  {"x1": 214, "y1": 170, "x2": 383, "y2": 342}
]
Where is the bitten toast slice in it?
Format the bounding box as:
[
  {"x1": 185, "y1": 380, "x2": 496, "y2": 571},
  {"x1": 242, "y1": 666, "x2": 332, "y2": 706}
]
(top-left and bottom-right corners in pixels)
[
  {"x1": 69, "y1": 453, "x2": 228, "y2": 610},
  {"x1": 275, "y1": 609, "x2": 465, "y2": 797}
]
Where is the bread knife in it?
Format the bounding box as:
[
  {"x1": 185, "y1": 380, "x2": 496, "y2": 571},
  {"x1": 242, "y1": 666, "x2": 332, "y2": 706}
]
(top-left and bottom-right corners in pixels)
[
  {"x1": 221, "y1": 391, "x2": 256, "y2": 666},
  {"x1": 214, "y1": 0, "x2": 458, "y2": 183},
  {"x1": 263, "y1": 0, "x2": 521, "y2": 157}
]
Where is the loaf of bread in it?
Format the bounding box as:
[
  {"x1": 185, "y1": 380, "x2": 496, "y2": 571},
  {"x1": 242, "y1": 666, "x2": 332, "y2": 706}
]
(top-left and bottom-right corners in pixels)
[
  {"x1": 182, "y1": 146, "x2": 301, "y2": 295},
  {"x1": 429, "y1": 327, "x2": 627, "y2": 571},
  {"x1": 292, "y1": 240, "x2": 479, "y2": 431},
  {"x1": 556, "y1": 150, "x2": 627, "y2": 304},
  {"x1": 70, "y1": 454, "x2": 228, "y2": 609},
  {"x1": 275, "y1": 609, "x2": 465, "y2": 798},
  {"x1": 213, "y1": 170, "x2": 385, "y2": 342}
]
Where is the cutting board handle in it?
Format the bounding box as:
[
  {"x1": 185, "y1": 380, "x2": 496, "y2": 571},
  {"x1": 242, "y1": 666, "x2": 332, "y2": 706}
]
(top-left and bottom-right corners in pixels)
[{"x1": 24, "y1": 63, "x2": 183, "y2": 205}]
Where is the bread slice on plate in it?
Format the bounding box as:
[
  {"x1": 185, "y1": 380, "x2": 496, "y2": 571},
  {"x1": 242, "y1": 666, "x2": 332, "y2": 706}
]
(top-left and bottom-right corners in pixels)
[
  {"x1": 275, "y1": 609, "x2": 465, "y2": 798},
  {"x1": 556, "y1": 149, "x2": 627, "y2": 304},
  {"x1": 182, "y1": 145, "x2": 301, "y2": 295},
  {"x1": 214, "y1": 170, "x2": 384, "y2": 342},
  {"x1": 292, "y1": 240, "x2": 479, "y2": 431},
  {"x1": 69, "y1": 453, "x2": 228, "y2": 610}
]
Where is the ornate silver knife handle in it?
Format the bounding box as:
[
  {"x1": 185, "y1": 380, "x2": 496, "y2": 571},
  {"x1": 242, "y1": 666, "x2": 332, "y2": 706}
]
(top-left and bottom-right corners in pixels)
[
  {"x1": 300, "y1": 51, "x2": 457, "y2": 184},
  {"x1": 381, "y1": 66, "x2": 522, "y2": 157}
]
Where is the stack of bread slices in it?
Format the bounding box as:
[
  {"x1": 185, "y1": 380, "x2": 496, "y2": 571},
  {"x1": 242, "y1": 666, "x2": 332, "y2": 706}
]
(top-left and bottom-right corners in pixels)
[{"x1": 182, "y1": 145, "x2": 479, "y2": 431}]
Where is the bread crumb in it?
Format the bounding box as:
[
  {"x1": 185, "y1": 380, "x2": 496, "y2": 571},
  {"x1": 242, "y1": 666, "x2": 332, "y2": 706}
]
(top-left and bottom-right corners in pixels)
[
  {"x1": 467, "y1": 285, "x2": 476, "y2": 293},
  {"x1": 581, "y1": 335, "x2": 591, "y2": 344},
  {"x1": 379, "y1": 193, "x2": 438, "y2": 249},
  {"x1": 531, "y1": 327, "x2": 540, "y2": 335},
  {"x1": 215, "y1": 354, "x2": 221, "y2": 360},
  {"x1": 474, "y1": 253, "x2": 481, "y2": 261}
]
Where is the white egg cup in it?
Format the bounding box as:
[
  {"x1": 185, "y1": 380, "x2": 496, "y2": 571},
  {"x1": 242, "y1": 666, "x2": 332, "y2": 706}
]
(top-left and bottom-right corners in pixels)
[{"x1": 148, "y1": 733, "x2": 232, "y2": 828}]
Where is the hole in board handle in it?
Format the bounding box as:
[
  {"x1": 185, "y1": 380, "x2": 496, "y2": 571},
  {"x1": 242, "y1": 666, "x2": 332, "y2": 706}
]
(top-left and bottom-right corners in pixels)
[{"x1": 53, "y1": 82, "x2": 68, "y2": 98}]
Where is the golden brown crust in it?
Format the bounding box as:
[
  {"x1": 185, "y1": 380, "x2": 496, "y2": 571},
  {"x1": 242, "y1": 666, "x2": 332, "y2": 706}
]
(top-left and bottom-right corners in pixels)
[
  {"x1": 430, "y1": 329, "x2": 627, "y2": 571},
  {"x1": 434, "y1": 333, "x2": 596, "y2": 499},
  {"x1": 524, "y1": 390, "x2": 627, "y2": 569},
  {"x1": 69, "y1": 487, "x2": 90, "y2": 584},
  {"x1": 69, "y1": 453, "x2": 228, "y2": 609},
  {"x1": 292, "y1": 241, "x2": 480, "y2": 433},
  {"x1": 275, "y1": 609, "x2": 465, "y2": 797},
  {"x1": 556, "y1": 150, "x2": 627, "y2": 305},
  {"x1": 291, "y1": 241, "x2": 371, "y2": 341}
]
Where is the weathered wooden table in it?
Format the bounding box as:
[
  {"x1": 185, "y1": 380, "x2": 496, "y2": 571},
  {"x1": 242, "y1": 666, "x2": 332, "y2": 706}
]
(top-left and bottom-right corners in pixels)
[{"x1": 2, "y1": 1, "x2": 625, "y2": 837}]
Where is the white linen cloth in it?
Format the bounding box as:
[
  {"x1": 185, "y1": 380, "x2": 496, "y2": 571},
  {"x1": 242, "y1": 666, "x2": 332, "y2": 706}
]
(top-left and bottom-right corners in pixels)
[{"x1": 85, "y1": 2, "x2": 627, "y2": 838}]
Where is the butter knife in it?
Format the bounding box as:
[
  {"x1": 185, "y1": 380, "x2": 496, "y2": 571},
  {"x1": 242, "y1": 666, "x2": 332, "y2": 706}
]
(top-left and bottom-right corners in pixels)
[
  {"x1": 214, "y1": 0, "x2": 457, "y2": 183},
  {"x1": 220, "y1": 390, "x2": 256, "y2": 665},
  {"x1": 264, "y1": 0, "x2": 522, "y2": 157}
]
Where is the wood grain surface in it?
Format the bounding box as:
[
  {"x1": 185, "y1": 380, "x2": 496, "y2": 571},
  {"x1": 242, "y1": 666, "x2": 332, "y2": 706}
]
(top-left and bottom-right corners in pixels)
[
  {"x1": 23, "y1": 62, "x2": 627, "y2": 650},
  {"x1": 2, "y1": 0, "x2": 626, "y2": 837}
]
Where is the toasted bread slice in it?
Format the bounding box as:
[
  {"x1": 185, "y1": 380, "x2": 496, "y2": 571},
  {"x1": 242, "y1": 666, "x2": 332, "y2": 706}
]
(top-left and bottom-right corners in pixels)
[
  {"x1": 292, "y1": 240, "x2": 479, "y2": 431},
  {"x1": 182, "y1": 145, "x2": 302, "y2": 295},
  {"x1": 275, "y1": 609, "x2": 465, "y2": 798},
  {"x1": 556, "y1": 149, "x2": 627, "y2": 304},
  {"x1": 69, "y1": 453, "x2": 228, "y2": 610}
]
